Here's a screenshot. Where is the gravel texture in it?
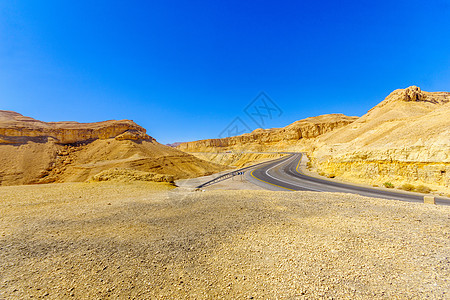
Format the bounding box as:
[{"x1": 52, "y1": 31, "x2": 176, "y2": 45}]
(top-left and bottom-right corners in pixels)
[{"x1": 1, "y1": 182, "x2": 449, "y2": 299}]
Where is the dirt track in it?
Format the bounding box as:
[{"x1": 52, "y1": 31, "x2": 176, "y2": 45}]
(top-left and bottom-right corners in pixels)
[{"x1": 1, "y1": 182, "x2": 449, "y2": 299}]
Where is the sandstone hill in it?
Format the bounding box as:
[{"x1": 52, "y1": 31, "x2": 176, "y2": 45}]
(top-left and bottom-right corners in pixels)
[
  {"x1": 310, "y1": 86, "x2": 450, "y2": 193},
  {"x1": 0, "y1": 111, "x2": 224, "y2": 186},
  {"x1": 177, "y1": 114, "x2": 358, "y2": 153}
]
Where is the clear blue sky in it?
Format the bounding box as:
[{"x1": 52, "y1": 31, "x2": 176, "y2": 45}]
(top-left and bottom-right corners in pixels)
[{"x1": 1, "y1": 1, "x2": 449, "y2": 144}]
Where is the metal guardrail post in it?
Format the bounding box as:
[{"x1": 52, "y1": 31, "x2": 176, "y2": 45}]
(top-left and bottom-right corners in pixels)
[{"x1": 424, "y1": 196, "x2": 435, "y2": 204}]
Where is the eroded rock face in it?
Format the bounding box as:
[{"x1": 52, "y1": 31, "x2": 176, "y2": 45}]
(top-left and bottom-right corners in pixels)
[
  {"x1": 177, "y1": 114, "x2": 358, "y2": 152},
  {"x1": 316, "y1": 148, "x2": 450, "y2": 189},
  {"x1": 378, "y1": 85, "x2": 450, "y2": 107},
  {"x1": 0, "y1": 110, "x2": 154, "y2": 144}
]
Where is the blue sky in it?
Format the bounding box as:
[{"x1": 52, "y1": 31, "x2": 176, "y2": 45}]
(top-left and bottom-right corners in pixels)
[{"x1": 1, "y1": 1, "x2": 449, "y2": 144}]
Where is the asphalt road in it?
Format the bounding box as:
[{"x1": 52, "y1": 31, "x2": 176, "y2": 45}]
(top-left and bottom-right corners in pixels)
[{"x1": 247, "y1": 153, "x2": 450, "y2": 206}]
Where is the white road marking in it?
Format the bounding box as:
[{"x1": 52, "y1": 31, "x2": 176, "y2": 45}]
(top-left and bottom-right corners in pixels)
[{"x1": 263, "y1": 155, "x2": 322, "y2": 191}]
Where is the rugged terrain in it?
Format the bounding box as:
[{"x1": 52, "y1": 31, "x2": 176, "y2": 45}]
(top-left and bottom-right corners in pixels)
[
  {"x1": 310, "y1": 86, "x2": 450, "y2": 194},
  {"x1": 1, "y1": 182, "x2": 448, "y2": 299},
  {"x1": 177, "y1": 86, "x2": 450, "y2": 194},
  {"x1": 0, "y1": 111, "x2": 224, "y2": 186}
]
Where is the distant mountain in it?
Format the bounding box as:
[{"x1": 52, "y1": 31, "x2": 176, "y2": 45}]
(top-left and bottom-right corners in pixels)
[{"x1": 166, "y1": 142, "x2": 184, "y2": 148}]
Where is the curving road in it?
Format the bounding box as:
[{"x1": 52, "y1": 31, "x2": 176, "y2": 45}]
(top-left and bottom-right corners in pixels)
[{"x1": 247, "y1": 153, "x2": 450, "y2": 205}]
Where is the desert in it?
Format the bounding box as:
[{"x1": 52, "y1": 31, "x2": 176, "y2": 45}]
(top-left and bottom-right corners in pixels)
[
  {"x1": 1, "y1": 182, "x2": 449, "y2": 299},
  {"x1": 0, "y1": 110, "x2": 225, "y2": 186},
  {"x1": 2, "y1": 1, "x2": 450, "y2": 299},
  {"x1": 1, "y1": 86, "x2": 450, "y2": 299},
  {"x1": 178, "y1": 86, "x2": 450, "y2": 196}
]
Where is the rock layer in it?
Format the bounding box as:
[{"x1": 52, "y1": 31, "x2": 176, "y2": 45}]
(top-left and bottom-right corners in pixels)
[
  {"x1": 177, "y1": 114, "x2": 358, "y2": 152},
  {"x1": 0, "y1": 110, "x2": 153, "y2": 144}
]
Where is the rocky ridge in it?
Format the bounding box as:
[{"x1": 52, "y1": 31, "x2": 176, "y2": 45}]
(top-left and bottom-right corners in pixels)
[
  {"x1": 0, "y1": 110, "x2": 153, "y2": 144},
  {"x1": 177, "y1": 114, "x2": 358, "y2": 153}
]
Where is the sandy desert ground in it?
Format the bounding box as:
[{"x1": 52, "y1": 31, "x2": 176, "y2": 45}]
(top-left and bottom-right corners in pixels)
[{"x1": 1, "y1": 181, "x2": 449, "y2": 299}]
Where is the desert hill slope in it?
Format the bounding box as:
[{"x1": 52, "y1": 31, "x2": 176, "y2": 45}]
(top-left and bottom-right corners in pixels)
[
  {"x1": 0, "y1": 111, "x2": 224, "y2": 186},
  {"x1": 310, "y1": 86, "x2": 450, "y2": 193},
  {"x1": 314, "y1": 86, "x2": 449, "y2": 149}
]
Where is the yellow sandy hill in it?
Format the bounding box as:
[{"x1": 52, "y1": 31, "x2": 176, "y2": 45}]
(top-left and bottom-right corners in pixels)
[
  {"x1": 311, "y1": 86, "x2": 450, "y2": 193},
  {"x1": 0, "y1": 111, "x2": 224, "y2": 186}
]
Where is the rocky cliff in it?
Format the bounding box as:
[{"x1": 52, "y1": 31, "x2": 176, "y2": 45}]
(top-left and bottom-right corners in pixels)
[
  {"x1": 0, "y1": 110, "x2": 153, "y2": 144},
  {"x1": 177, "y1": 114, "x2": 358, "y2": 152}
]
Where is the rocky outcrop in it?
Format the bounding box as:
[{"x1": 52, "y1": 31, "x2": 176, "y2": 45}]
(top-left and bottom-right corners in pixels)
[
  {"x1": 0, "y1": 110, "x2": 154, "y2": 144},
  {"x1": 379, "y1": 85, "x2": 450, "y2": 106},
  {"x1": 177, "y1": 114, "x2": 358, "y2": 152}
]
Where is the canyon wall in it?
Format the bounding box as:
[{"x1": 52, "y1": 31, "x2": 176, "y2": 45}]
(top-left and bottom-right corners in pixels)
[{"x1": 177, "y1": 114, "x2": 358, "y2": 152}]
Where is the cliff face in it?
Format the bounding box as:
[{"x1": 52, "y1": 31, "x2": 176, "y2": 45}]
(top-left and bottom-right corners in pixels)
[
  {"x1": 311, "y1": 86, "x2": 450, "y2": 194},
  {"x1": 177, "y1": 114, "x2": 358, "y2": 152},
  {"x1": 0, "y1": 110, "x2": 153, "y2": 144},
  {"x1": 0, "y1": 111, "x2": 225, "y2": 186}
]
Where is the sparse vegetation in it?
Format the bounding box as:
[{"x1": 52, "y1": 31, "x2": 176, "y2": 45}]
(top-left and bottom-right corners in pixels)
[
  {"x1": 384, "y1": 182, "x2": 394, "y2": 188},
  {"x1": 91, "y1": 168, "x2": 175, "y2": 183},
  {"x1": 415, "y1": 185, "x2": 431, "y2": 194},
  {"x1": 384, "y1": 182, "x2": 432, "y2": 194},
  {"x1": 400, "y1": 183, "x2": 415, "y2": 191}
]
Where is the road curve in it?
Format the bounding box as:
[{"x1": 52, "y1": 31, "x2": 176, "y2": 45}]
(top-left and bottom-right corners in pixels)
[{"x1": 247, "y1": 153, "x2": 450, "y2": 206}]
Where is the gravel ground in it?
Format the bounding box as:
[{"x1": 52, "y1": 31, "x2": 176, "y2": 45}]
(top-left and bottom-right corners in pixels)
[{"x1": 1, "y1": 182, "x2": 449, "y2": 299}]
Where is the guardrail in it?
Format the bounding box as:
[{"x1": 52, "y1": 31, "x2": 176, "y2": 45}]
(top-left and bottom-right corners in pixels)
[{"x1": 195, "y1": 154, "x2": 293, "y2": 189}]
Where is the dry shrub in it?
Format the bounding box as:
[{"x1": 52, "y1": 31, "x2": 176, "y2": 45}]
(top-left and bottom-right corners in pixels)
[
  {"x1": 415, "y1": 185, "x2": 431, "y2": 193},
  {"x1": 91, "y1": 168, "x2": 175, "y2": 183},
  {"x1": 400, "y1": 183, "x2": 415, "y2": 191}
]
